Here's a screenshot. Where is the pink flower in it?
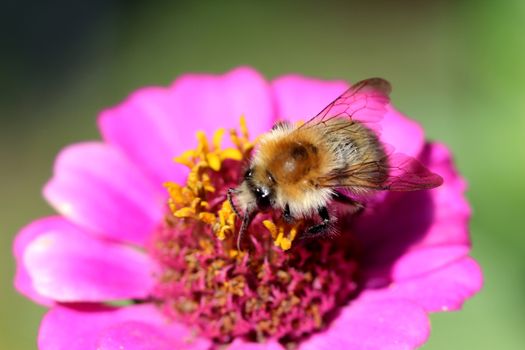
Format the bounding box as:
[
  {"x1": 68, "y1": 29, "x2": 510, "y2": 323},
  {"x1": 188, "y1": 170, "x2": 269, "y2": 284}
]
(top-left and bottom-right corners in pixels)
[{"x1": 14, "y1": 67, "x2": 482, "y2": 350}]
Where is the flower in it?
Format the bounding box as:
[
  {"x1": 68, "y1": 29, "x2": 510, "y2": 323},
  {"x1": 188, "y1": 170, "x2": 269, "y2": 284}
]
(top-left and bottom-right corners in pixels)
[{"x1": 14, "y1": 67, "x2": 482, "y2": 349}]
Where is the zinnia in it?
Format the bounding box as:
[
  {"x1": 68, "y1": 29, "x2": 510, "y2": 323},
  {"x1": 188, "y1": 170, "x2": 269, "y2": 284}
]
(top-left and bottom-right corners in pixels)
[{"x1": 14, "y1": 67, "x2": 482, "y2": 349}]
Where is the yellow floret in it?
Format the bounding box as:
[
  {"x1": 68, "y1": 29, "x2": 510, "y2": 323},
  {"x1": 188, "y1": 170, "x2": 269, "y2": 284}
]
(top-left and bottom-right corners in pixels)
[{"x1": 165, "y1": 117, "x2": 296, "y2": 251}]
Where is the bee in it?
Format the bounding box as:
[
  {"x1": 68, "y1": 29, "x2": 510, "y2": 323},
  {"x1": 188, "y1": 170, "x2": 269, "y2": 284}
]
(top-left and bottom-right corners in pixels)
[{"x1": 228, "y1": 78, "x2": 443, "y2": 250}]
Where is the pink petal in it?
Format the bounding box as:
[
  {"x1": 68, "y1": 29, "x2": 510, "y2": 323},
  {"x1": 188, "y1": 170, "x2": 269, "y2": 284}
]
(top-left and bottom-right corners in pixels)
[
  {"x1": 22, "y1": 217, "x2": 156, "y2": 302},
  {"x1": 380, "y1": 105, "x2": 424, "y2": 158},
  {"x1": 392, "y1": 245, "x2": 470, "y2": 280},
  {"x1": 228, "y1": 339, "x2": 284, "y2": 350},
  {"x1": 13, "y1": 217, "x2": 62, "y2": 305},
  {"x1": 271, "y1": 76, "x2": 424, "y2": 157},
  {"x1": 300, "y1": 299, "x2": 429, "y2": 350},
  {"x1": 43, "y1": 142, "x2": 164, "y2": 246},
  {"x1": 97, "y1": 321, "x2": 209, "y2": 350},
  {"x1": 99, "y1": 67, "x2": 275, "y2": 187},
  {"x1": 414, "y1": 143, "x2": 471, "y2": 247},
  {"x1": 271, "y1": 74, "x2": 348, "y2": 122},
  {"x1": 39, "y1": 304, "x2": 210, "y2": 350},
  {"x1": 354, "y1": 142, "x2": 470, "y2": 271},
  {"x1": 362, "y1": 255, "x2": 483, "y2": 312}
]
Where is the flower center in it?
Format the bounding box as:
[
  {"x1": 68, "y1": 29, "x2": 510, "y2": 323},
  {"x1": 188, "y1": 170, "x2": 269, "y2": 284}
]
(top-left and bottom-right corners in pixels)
[{"x1": 149, "y1": 118, "x2": 360, "y2": 345}]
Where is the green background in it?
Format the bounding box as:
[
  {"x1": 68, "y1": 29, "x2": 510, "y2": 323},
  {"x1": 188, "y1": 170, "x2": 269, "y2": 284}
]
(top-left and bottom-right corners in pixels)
[{"x1": 1, "y1": 0, "x2": 524, "y2": 348}]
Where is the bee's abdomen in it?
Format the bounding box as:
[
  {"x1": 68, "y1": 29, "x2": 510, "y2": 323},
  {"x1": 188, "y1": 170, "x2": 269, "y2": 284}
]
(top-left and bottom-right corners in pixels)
[{"x1": 325, "y1": 119, "x2": 387, "y2": 171}]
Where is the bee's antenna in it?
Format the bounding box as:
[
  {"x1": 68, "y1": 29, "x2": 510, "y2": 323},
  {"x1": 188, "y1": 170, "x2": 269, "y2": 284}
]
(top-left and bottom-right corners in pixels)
[
  {"x1": 227, "y1": 188, "x2": 242, "y2": 217},
  {"x1": 237, "y1": 210, "x2": 253, "y2": 252}
]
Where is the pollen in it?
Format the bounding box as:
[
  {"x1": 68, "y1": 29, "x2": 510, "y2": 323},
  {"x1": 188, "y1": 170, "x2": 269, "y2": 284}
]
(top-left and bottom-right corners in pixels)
[
  {"x1": 164, "y1": 120, "x2": 250, "y2": 244},
  {"x1": 262, "y1": 220, "x2": 300, "y2": 251},
  {"x1": 150, "y1": 117, "x2": 360, "y2": 346},
  {"x1": 164, "y1": 116, "x2": 296, "y2": 250}
]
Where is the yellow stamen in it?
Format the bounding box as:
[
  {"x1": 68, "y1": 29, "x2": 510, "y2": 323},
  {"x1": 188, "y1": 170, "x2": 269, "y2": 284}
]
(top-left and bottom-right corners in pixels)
[
  {"x1": 212, "y1": 128, "x2": 225, "y2": 150},
  {"x1": 167, "y1": 119, "x2": 249, "y2": 241},
  {"x1": 198, "y1": 212, "x2": 216, "y2": 225},
  {"x1": 196, "y1": 131, "x2": 209, "y2": 153},
  {"x1": 220, "y1": 148, "x2": 243, "y2": 161},
  {"x1": 230, "y1": 115, "x2": 254, "y2": 156},
  {"x1": 239, "y1": 115, "x2": 249, "y2": 140},
  {"x1": 214, "y1": 201, "x2": 236, "y2": 241},
  {"x1": 174, "y1": 207, "x2": 195, "y2": 218},
  {"x1": 206, "y1": 153, "x2": 221, "y2": 171},
  {"x1": 198, "y1": 238, "x2": 214, "y2": 254},
  {"x1": 166, "y1": 117, "x2": 298, "y2": 250},
  {"x1": 164, "y1": 182, "x2": 185, "y2": 203},
  {"x1": 173, "y1": 150, "x2": 195, "y2": 169},
  {"x1": 262, "y1": 220, "x2": 278, "y2": 239},
  {"x1": 263, "y1": 220, "x2": 300, "y2": 251}
]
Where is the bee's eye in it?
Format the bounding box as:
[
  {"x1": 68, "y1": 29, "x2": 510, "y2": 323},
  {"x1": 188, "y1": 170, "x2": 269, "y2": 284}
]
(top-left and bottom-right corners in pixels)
[{"x1": 254, "y1": 186, "x2": 272, "y2": 210}]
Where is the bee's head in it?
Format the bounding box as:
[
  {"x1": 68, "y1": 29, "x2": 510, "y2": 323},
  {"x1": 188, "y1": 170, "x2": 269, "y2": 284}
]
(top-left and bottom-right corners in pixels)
[{"x1": 243, "y1": 167, "x2": 275, "y2": 211}]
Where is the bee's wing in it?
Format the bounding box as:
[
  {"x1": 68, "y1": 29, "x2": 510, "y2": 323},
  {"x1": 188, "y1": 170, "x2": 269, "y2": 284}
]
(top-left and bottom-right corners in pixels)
[
  {"x1": 304, "y1": 77, "x2": 442, "y2": 192},
  {"x1": 299, "y1": 78, "x2": 392, "y2": 130},
  {"x1": 320, "y1": 152, "x2": 443, "y2": 192}
]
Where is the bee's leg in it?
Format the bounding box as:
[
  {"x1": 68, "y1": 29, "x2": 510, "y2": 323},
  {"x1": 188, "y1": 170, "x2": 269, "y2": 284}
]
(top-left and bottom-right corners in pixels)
[
  {"x1": 302, "y1": 206, "x2": 332, "y2": 238},
  {"x1": 283, "y1": 203, "x2": 294, "y2": 223},
  {"x1": 332, "y1": 191, "x2": 365, "y2": 215}
]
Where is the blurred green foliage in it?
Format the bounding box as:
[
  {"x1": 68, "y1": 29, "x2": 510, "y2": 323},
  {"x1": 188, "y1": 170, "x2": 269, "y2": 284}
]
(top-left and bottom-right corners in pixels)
[{"x1": 1, "y1": 0, "x2": 524, "y2": 349}]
